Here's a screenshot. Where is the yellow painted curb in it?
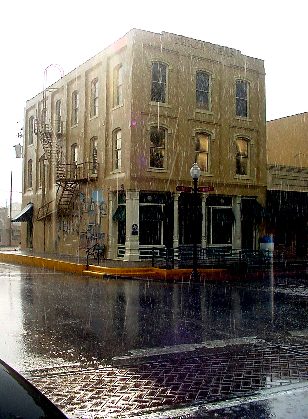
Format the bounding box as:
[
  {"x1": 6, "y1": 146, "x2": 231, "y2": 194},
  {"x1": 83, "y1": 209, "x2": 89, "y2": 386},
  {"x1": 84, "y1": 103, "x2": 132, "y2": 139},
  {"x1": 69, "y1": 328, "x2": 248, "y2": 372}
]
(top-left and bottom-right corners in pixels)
[{"x1": 0, "y1": 252, "x2": 229, "y2": 281}]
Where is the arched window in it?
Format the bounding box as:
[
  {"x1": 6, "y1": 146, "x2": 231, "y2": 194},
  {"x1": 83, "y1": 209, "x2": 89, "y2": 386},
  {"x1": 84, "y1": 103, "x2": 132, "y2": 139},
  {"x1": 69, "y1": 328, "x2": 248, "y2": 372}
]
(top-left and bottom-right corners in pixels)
[
  {"x1": 90, "y1": 78, "x2": 99, "y2": 117},
  {"x1": 235, "y1": 137, "x2": 249, "y2": 176},
  {"x1": 150, "y1": 126, "x2": 166, "y2": 169},
  {"x1": 90, "y1": 136, "x2": 98, "y2": 175},
  {"x1": 113, "y1": 66, "x2": 123, "y2": 107},
  {"x1": 151, "y1": 62, "x2": 167, "y2": 103},
  {"x1": 113, "y1": 129, "x2": 122, "y2": 171},
  {"x1": 235, "y1": 80, "x2": 249, "y2": 117},
  {"x1": 196, "y1": 71, "x2": 210, "y2": 110},
  {"x1": 195, "y1": 132, "x2": 210, "y2": 172},
  {"x1": 71, "y1": 90, "x2": 79, "y2": 125},
  {"x1": 28, "y1": 116, "x2": 34, "y2": 145},
  {"x1": 27, "y1": 159, "x2": 33, "y2": 188}
]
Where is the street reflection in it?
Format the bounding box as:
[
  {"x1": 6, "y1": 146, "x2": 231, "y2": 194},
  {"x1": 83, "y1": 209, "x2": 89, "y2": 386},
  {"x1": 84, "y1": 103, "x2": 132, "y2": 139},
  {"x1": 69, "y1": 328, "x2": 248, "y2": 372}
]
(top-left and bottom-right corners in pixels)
[{"x1": 0, "y1": 264, "x2": 307, "y2": 371}]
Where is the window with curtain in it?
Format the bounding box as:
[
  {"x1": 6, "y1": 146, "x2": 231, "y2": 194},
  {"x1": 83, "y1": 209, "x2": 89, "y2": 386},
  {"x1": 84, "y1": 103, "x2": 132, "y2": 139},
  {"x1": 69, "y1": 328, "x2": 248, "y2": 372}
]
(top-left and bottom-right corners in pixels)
[
  {"x1": 71, "y1": 90, "x2": 79, "y2": 125},
  {"x1": 150, "y1": 126, "x2": 166, "y2": 169},
  {"x1": 151, "y1": 62, "x2": 167, "y2": 103},
  {"x1": 28, "y1": 116, "x2": 34, "y2": 145},
  {"x1": 113, "y1": 129, "x2": 122, "y2": 171},
  {"x1": 196, "y1": 71, "x2": 210, "y2": 110},
  {"x1": 235, "y1": 80, "x2": 249, "y2": 117},
  {"x1": 90, "y1": 78, "x2": 99, "y2": 117},
  {"x1": 113, "y1": 65, "x2": 123, "y2": 107},
  {"x1": 195, "y1": 132, "x2": 210, "y2": 172},
  {"x1": 235, "y1": 137, "x2": 249, "y2": 175}
]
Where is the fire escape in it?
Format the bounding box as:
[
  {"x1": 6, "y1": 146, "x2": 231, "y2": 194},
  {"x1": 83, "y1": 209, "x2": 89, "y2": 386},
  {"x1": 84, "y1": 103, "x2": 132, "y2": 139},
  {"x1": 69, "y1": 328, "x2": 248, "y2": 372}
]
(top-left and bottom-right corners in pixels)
[{"x1": 36, "y1": 91, "x2": 98, "y2": 221}]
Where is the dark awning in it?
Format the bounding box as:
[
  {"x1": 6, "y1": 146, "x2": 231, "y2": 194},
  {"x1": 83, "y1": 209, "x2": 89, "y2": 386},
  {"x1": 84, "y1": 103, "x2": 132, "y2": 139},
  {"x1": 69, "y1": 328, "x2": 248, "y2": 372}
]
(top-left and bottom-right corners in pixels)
[
  {"x1": 112, "y1": 206, "x2": 126, "y2": 222},
  {"x1": 11, "y1": 203, "x2": 33, "y2": 222}
]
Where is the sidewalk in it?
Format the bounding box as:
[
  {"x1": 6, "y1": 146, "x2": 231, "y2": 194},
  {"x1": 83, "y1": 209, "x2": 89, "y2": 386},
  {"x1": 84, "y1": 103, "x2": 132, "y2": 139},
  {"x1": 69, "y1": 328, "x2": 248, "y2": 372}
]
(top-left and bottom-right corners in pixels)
[
  {"x1": 26, "y1": 337, "x2": 308, "y2": 418},
  {"x1": 0, "y1": 247, "x2": 231, "y2": 282}
]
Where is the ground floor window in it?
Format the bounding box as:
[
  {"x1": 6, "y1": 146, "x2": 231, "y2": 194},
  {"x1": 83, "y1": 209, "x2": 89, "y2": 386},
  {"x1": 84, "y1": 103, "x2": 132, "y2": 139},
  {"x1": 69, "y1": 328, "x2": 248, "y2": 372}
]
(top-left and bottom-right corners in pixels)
[
  {"x1": 139, "y1": 205, "x2": 163, "y2": 245},
  {"x1": 208, "y1": 207, "x2": 234, "y2": 245}
]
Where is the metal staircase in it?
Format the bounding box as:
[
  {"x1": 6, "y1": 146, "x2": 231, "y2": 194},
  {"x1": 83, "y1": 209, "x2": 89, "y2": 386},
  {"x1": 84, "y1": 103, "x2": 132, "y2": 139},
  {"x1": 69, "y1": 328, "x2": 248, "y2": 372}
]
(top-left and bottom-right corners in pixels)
[
  {"x1": 36, "y1": 92, "x2": 98, "y2": 221},
  {"x1": 56, "y1": 181, "x2": 79, "y2": 216}
]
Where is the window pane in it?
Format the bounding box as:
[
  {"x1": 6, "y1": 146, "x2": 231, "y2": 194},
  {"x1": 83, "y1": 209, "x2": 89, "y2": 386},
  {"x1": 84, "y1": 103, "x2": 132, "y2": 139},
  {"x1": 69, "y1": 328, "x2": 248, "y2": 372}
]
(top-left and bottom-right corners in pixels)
[
  {"x1": 236, "y1": 80, "x2": 248, "y2": 117},
  {"x1": 114, "y1": 130, "x2": 122, "y2": 170},
  {"x1": 211, "y1": 208, "x2": 233, "y2": 244},
  {"x1": 195, "y1": 133, "x2": 209, "y2": 172},
  {"x1": 150, "y1": 127, "x2": 166, "y2": 168},
  {"x1": 196, "y1": 71, "x2": 210, "y2": 109},
  {"x1": 236, "y1": 138, "x2": 248, "y2": 175},
  {"x1": 151, "y1": 62, "x2": 167, "y2": 102}
]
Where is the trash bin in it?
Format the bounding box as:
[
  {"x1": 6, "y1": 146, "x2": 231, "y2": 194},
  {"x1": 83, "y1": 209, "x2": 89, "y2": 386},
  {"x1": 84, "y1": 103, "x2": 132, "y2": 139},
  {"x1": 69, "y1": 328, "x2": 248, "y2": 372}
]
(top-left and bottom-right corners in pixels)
[{"x1": 259, "y1": 235, "x2": 274, "y2": 256}]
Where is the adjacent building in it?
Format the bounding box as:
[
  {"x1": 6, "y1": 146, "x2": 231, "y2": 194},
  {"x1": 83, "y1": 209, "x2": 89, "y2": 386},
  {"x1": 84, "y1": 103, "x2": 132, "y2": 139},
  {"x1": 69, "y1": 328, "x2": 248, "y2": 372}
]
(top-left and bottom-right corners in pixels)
[
  {"x1": 267, "y1": 113, "x2": 308, "y2": 257},
  {"x1": 0, "y1": 203, "x2": 21, "y2": 247},
  {"x1": 20, "y1": 29, "x2": 267, "y2": 260}
]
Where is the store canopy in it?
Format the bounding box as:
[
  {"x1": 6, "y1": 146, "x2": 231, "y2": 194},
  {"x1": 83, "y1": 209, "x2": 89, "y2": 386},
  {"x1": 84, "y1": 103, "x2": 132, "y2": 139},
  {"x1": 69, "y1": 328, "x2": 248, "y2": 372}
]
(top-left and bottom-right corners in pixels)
[{"x1": 11, "y1": 203, "x2": 33, "y2": 222}]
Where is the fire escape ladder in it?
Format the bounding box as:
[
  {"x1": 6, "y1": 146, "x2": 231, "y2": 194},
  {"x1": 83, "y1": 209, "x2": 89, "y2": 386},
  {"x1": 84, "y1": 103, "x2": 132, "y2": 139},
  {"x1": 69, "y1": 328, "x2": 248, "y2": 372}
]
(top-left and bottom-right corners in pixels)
[{"x1": 57, "y1": 181, "x2": 79, "y2": 216}]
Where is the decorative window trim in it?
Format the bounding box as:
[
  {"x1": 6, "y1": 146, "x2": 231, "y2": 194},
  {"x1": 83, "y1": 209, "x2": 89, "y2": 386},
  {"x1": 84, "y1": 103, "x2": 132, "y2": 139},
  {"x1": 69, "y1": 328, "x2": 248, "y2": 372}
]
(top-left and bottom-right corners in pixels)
[
  {"x1": 112, "y1": 129, "x2": 122, "y2": 172},
  {"x1": 28, "y1": 116, "x2": 34, "y2": 146},
  {"x1": 194, "y1": 131, "x2": 212, "y2": 174},
  {"x1": 149, "y1": 125, "x2": 168, "y2": 170},
  {"x1": 233, "y1": 135, "x2": 251, "y2": 178},
  {"x1": 113, "y1": 65, "x2": 123, "y2": 108},
  {"x1": 196, "y1": 70, "x2": 212, "y2": 111},
  {"x1": 235, "y1": 79, "x2": 250, "y2": 118},
  {"x1": 150, "y1": 61, "x2": 168, "y2": 104},
  {"x1": 71, "y1": 90, "x2": 79, "y2": 126},
  {"x1": 90, "y1": 78, "x2": 99, "y2": 118}
]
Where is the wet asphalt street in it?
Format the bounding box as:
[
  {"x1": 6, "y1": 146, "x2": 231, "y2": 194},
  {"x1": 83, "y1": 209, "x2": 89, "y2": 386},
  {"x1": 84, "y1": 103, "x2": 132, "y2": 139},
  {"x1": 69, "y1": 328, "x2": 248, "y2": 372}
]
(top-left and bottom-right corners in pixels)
[{"x1": 0, "y1": 262, "x2": 307, "y2": 418}]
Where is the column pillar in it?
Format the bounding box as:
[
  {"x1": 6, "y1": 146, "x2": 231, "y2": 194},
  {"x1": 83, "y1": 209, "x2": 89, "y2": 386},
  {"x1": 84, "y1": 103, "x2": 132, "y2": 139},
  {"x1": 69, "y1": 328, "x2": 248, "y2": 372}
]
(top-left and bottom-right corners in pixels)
[
  {"x1": 123, "y1": 190, "x2": 140, "y2": 261},
  {"x1": 107, "y1": 191, "x2": 117, "y2": 259},
  {"x1": 173, "y1": 192, "x2": 180, "y2": 249},
  {"x1": 233, "y1": 196, "x2": 242, "y2": 250}
]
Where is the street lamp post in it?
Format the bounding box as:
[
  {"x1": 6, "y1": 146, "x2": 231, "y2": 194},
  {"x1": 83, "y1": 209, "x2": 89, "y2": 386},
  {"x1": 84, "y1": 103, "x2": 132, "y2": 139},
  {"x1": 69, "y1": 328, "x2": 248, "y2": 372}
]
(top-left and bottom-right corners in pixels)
[{"x1": 190, "y1": 163, "x2": 201, "y2": 281}]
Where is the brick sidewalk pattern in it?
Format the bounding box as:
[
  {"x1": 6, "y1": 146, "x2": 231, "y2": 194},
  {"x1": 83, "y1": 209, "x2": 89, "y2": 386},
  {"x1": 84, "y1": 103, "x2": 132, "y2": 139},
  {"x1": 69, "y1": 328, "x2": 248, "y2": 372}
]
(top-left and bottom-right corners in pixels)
[{"x1": 26, "y1": 341, "x2": 308, "y2": 418}]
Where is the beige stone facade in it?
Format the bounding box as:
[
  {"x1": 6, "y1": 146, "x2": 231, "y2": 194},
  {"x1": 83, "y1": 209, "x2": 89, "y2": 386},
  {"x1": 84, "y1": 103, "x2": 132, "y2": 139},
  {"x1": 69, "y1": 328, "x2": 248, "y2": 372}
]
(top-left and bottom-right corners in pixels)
[{"x1": 21, "y1": 29, "x2": 267, "y2": 259}]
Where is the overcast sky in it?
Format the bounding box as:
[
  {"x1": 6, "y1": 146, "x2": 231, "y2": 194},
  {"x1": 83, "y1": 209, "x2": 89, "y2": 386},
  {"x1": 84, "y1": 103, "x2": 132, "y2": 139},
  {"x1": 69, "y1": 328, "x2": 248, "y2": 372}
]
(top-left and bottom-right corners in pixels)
[{"x1": 1, "y1": 0, "x2": 307, "y2": 207}]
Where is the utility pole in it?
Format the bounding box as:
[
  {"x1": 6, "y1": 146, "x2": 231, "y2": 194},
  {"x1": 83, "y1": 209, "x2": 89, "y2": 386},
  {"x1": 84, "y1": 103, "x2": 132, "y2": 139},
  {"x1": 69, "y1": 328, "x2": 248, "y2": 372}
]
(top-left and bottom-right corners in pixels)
[{"x1": 9, "y1": 171, "x2": 12, "y2": 247}]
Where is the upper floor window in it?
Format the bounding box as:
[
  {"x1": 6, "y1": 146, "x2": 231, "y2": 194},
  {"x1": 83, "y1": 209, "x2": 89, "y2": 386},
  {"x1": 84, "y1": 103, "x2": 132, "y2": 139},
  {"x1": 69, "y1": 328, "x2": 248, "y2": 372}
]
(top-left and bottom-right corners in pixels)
[
  {"x1": 71, "y1": 90, "x2": 79, "y2": 126},
  {"x1": 71, "y1": 143, "x2": 78, "y2": 164},
  {"x1": 151, "y1": 62, "x2": 167, "y2": 103},
  {"x1": 196, "y1": 71, "x2": 210, "y2": 110},
  {"x1": 235, "y1": 80, "x2": 249, "y2": 117},
  {"x1": 235, "y1": 137, "x2": 249, "y2": 176},
  {"x1": 195, "y1": 132, "x2": 210, "y2": 173},
  {"x1": 113, "y1": 66, "x2": 123, "y2": 107},
  {"x1": 55, "y1": 100, "x2": 62, "y2": 133},
  {"x1": 150, "y1": 126, "x2": 166, "y2": 169},
  {"x1": 90, "y1": 136, "x2": 98, "y2": 175},
  {"x1": 27, "y1": 159, "x2": 33, "y2": 188},
  {"x1": 28, "y1": 116, "x2": 34, "y2": 145},
  {"x1": 90, "y1": 78, "x2": 99, "y2": 117},
  {"x1": 113, "y1": 129, "x2": 122, "y2": 171}
]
